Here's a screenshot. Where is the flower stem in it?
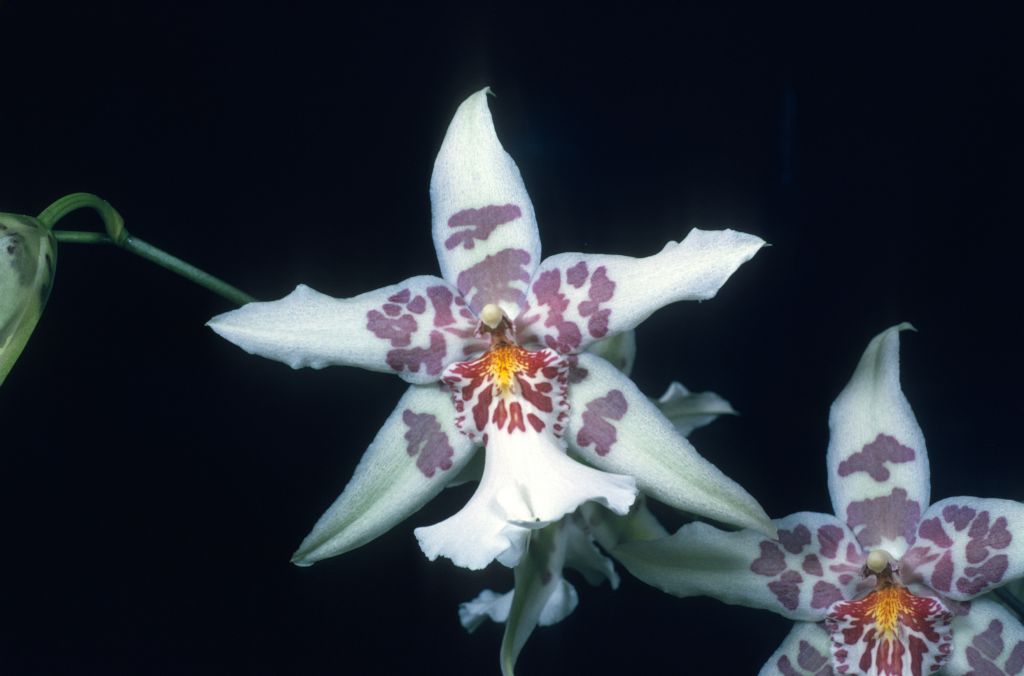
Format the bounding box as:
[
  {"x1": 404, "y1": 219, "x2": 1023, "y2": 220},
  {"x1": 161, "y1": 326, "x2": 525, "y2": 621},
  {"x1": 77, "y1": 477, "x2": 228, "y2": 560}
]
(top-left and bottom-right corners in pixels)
[{"x1": 42, "y1": 193, "x2": 255, "y2": 306}]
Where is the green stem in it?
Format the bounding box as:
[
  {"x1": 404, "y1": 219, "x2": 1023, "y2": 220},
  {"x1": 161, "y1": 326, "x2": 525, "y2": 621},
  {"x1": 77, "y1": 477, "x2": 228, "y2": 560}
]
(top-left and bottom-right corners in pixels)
[{"x1": 42, "y1": 193, "x2": 255, "y2": 306}]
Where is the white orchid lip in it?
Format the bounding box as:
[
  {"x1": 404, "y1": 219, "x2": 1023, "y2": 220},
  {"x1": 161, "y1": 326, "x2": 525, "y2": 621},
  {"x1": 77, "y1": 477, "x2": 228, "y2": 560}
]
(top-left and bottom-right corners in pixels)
[{"x1": 415, "y1": 325, "x2": 637, "y2": 569}]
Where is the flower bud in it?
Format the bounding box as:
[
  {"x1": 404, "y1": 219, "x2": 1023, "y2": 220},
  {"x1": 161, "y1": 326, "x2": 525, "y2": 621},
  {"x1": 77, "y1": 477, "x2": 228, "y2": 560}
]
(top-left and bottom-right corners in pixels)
[{"x1": 0, "y1": 213, "x2": 57, "y2": 386}]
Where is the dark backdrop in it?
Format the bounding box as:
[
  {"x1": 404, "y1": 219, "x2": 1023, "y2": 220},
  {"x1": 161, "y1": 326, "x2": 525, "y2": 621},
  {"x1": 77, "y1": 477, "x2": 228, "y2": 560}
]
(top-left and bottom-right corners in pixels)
[{"x1": 1, "y1": 3, "x2": 1021, "y2": 674}]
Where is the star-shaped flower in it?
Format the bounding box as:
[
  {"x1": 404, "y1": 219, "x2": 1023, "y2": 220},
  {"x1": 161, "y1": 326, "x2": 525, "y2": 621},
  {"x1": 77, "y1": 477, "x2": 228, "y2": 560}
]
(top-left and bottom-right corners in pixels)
[
  {"x1": 208, "y1": 88, "x2": 773, "y2": 571},
  {"x1": 616, "y1": 325, "x2": 1024, "y2": 675}
]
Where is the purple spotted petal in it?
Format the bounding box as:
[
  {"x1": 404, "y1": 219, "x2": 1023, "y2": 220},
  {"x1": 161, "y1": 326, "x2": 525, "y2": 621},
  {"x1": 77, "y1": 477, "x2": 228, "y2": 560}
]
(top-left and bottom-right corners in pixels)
[
  {"x1": 826, "y1": 324, "x2": 929, "y2": 558},
  {"x1": 565, "y1": 352, "x2": 773, "y2": 535},
  {"x1": 430, "y1": 89, "x2": 541, "y2": 318},
  {"x1": 291, "y1": 384, "x2": 477, "y2": 565},
  {"x1": 946, "y1": 596, "x2": 1024, "y2": 675},
  {"x1": 901, "y1": 496, "x2": 1024, "y2": 601},
  {"x1": 759, "y1": 621, "x2": 835, "y2": 676},
  {"x1": 515, "y1": 229, "x2": 764, "y2": 354},
  {"x1": 613, "y1": 513, "x2": 866, "y2": 622},
  {"x1": 208, "y1": 276, "x2": 485, "y2": 384}
]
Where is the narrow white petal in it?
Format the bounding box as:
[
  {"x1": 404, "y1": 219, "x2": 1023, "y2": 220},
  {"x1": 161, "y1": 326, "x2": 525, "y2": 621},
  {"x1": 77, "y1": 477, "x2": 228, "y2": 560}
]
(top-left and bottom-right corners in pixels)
[
  {"x1": 827, "y1": 324, "x2": 928, "y2": 559},
  {"x1": 567, "y1": 353, "x2": 774, "y2": 535},
  {"x1": 291, "y1": 384, "x2": 475, "y2": 565},
  {"x1": 516, "y1": 228, "x2": 764, "y2": 353},
  {"x1": 459, "y1": 589, "x2": 514, "y2": 633},
  {"x1": 208, "y1": 277, "x2": 483, "y2": 384},
  {"x1": 430, "y1": 88, "x2": 541, "y2": 319}
]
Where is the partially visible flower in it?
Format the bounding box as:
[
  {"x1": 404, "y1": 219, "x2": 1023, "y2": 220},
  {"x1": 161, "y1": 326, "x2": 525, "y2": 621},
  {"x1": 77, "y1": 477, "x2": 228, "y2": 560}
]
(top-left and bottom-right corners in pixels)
[
  {"x1": 616, "y1": 325, "x2": 1024, "y2": 675},
  {"x1": 209, "y1": 88, "x2": 773, "y2": 572},
  {"x1": 0, "y1": 213, "x2": 56, "y2": 386}
]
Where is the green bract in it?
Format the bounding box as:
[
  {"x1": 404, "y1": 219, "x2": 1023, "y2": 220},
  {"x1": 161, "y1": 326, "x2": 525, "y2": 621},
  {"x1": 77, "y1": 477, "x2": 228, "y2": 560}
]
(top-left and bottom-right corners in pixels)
[{"x1": 0, "y1": 212, "x2": 56, "y2": 386}]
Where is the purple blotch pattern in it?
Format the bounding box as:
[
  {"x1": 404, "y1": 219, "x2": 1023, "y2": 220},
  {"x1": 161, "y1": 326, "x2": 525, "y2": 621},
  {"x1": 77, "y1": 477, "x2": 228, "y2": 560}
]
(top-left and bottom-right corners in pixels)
[
  {"x1": 528, "y1": 268, "x2": 582, "y2": 353},
  {"x1": 780, "y1": 525, "x2": 813, "y2": 554},
  {"x1": 402, "y1": 409, "x2": 455, "y2": 478},
  {"x1": 776, "y1": 639, "x2": 834, "y2": 676},
  {"x1": 520, "y1": 261, "x2": 618, "y2": 352},
  {"x1": 907, "y1": 505, "x2": 1014, "y2": 597},
  {"x1": 845, "y1": 487, "x2": 921, "y2": 548},
  {"x1": 964, "y1": 619, "x2": 1024, "y2": 675},
  {"x1": 837, "y1": 433, "x2": 916, "y2": 481},
  {"x1": 456, "y1": 248, "x2": 532, "y2": 314},
  {"x1": 576, "y1": 265, "x2": 615, "y2": 339},
  {"x1": 575, "y1": 389, "x2": 628, "y2": 457},
  {"x1": 444, "y1": 204, "x2": 522, "y2": 251},
  {"x1": 365, "y1": 284, "x2": 485, "y2": 376},
  {"x1": 751, "y1": 520, "x2": 864, "y2": 613},
  {"x1": 385, "y1": 331, "x2": 447, "y2": 376}
]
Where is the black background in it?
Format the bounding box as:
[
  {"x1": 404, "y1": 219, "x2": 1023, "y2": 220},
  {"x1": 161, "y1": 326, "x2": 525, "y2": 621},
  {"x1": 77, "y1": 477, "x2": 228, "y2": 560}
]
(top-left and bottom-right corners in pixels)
[{"x1": 1, "y1": 3, "x2": 1021, "y2": 674}]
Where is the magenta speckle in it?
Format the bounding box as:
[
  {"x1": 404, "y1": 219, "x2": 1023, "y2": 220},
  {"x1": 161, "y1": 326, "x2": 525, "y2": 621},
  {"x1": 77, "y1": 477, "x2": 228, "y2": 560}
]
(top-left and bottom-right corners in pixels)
[
  {"x1": 967, "y1": 512, "x2": 1012, "y2": 564},
  {"x1": 444, "y1": 204, "x2": 522, "y2": 251},
  {"x1": 367, "y1": 310, "x2": 418, "y2": 347},
  {"x1": 566, "y1": 261, "x2": 588, "y2": 288},
  {"x1": 796, "y1": 639, "x2": 829, "y2": 672},
  {"x1": 779, "y1": 524, "x2": 812, "y2": 555},
  {"x1": 427, "y1": 285, "x2": 456, "y2": 327},
  {"x1": 456, "y1": 248, "x2": 532, "y2": 314},
  {"x1": 750, "y1": 540, "x2": 787, "y2": 577},
  {"x1": 810, "y1": 580, "x2": 844, "y2": 609},
  {"x1": 930, "y1": 550, "x2": 954, "y2": 592},
  {"x1": 919, "y1": 516, "x2": 954, "y2": 548},
  {"x1": 407, "y1": 295, "x2": 427, "y2": 314},
  {"x1": 575, "y1": 389, "x2": 628, "y2": 456},
  {"x1": 388, "y1": 289, "x2": 411, "y2": 303},
  {"x1": 382, "y1": 303, "x2": 402, "y2": 317},
  {"x1": 958, "y1": 554, "x2": 1009, "y2": 596},
  {"x1": 837, "y1": 433, "x2": 916, "y2": 481},
  {"x1": 402, "y1": 409, "x2": 455, "y2": 477},
  {"x1": 817, "y1": 524, "x2": 845, "y2": 559},
  {"x1": 768, "y1": 570, "x2": 803, "y2": 611},
  {"x1": 802, "y1": 554, "x2": 823, "y2": 577},
  {"x1": 386, "y1": 330, "x2": 447, "y2": 376},
  {"x1": 943, "y1": 504, "x2": 977, "y2": 531},
  {"x1": 845, "y1": 487, "x2": 921, "y2": 548},
  {"x1": 531, "y1": 268, "x2": 582, "y2": 353},
  {"x1": 973, "y1": 619, "x2": 1005, "y2": 660},
  {"x1": 578, "y1": 265, "x2": 615, "y2": 339}
]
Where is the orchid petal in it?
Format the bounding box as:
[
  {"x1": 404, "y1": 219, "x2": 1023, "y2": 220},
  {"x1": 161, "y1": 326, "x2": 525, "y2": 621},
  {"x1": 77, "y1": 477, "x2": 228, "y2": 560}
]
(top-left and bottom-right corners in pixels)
[
  {"x1": 946, "y1": 595, "x2": 1024, "y2": 675},
  {"x1": 459, "y1": 589, "x2": 514, "y2": 633},
  {"x1": 291, "y1": 384, "x2": 475, "y2": 565},
  {"x1": 757, "y1": 621, "x2": 833, "y2": 676},
  {"x1": 584, "y1": 497, "x2": 669, "y2": 552},
  {"x1": 654, "y1": 381, "x2": 737, "y2": 437},
  {"x1": 208, "y1": 277, "x2": 484, "y2": 384},
  {"x1": 500, "y1": 526, "x2": 578, "y2": 676},
  {"x1": 567, "y1": 352, "x2": 773, "y2": 535},
  {"x1": 414, "y1": 423, "x2": 636, "y2": 569},
  {"x1": 827, "y1": 324, "x2": 929, "y2": 559},
  {"x1": 901, "y1": 496, "x2": 1024, "y2": 601},
  {"x1": 613, "y1": 513, "x2": 867, "y2": 622},
  {"x1": 430, "y1": 88, "x2": 541, "y2": 319},
  {"x1": 515, "y1": 228, "x2": 764, "y2": 354},
  {"x1": 563, "y1": 513, "x2": 620, "y2": 589},
  {"x1": 416, "y1": 347, "x2": 636, "y2": 570}
]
